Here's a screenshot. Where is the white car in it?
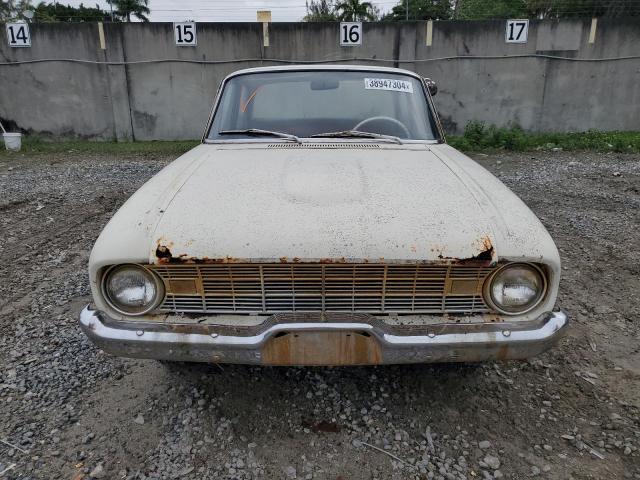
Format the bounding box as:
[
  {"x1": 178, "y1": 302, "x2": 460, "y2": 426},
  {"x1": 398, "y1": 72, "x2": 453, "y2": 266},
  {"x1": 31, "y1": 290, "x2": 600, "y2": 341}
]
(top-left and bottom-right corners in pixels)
[{"x1": 80, "y1": 65, "x2": 567, "y2": 366}]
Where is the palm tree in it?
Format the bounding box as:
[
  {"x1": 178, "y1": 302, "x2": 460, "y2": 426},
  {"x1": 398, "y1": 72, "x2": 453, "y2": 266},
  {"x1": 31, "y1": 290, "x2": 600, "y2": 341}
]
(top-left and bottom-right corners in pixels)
[
  {"x1": 110, "y1": 0, "x2": 150, "y2": 22},
  {"x1": 335, "y1": 0, "x2": 376, "y2": 21}
]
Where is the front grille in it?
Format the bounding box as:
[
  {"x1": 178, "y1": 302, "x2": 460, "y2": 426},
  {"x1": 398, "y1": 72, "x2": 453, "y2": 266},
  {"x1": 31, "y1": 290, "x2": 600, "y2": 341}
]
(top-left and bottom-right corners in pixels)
[{"x1": 150, "y1": 263, "x2": 495, "y2": 315}]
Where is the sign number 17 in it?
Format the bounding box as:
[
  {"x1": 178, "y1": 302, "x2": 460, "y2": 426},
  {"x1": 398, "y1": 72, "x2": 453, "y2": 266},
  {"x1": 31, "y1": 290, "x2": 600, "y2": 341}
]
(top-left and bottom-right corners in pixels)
[{"x1": 506, "y1": 19, "x2": 528, "y2": 43}]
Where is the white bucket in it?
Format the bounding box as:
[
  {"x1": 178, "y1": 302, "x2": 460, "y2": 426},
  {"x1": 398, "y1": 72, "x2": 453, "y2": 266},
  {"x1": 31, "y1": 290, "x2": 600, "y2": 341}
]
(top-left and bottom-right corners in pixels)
[{"x1": 3, "y1": 132, "x2": 22, "y2": 151}]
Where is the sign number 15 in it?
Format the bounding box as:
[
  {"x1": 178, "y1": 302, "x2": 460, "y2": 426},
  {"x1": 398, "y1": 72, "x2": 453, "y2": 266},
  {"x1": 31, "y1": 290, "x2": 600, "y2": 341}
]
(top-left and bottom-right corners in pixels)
[{"x1": 174, "y1": 22, "x2": 197, "y2": 46}]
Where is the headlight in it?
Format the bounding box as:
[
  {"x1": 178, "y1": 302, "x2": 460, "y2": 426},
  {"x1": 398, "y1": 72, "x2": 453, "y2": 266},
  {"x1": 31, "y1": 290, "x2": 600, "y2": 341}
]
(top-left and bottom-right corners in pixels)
[
  {"x1": 484, "y1": 263, "x2": 546, "y2": 315},
  {"x1": 102, "y1": 264, "x2": 164, "y2": 315}
]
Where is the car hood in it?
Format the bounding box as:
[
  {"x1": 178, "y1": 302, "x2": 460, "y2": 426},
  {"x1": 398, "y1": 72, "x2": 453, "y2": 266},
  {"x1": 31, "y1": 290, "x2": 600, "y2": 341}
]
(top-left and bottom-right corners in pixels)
[
  {"x1": 144, "y1": 144, "x2": 525, "y2": 264},
  {"x1": 89, "y1": 142, "x2": 561, "y2": 320}
]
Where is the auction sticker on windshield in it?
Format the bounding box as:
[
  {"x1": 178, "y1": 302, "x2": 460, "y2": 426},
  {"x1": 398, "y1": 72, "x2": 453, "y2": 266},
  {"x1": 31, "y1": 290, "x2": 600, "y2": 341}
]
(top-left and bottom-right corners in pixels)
[{"x1": 364, "y1": 78, "x2": 414, "y2": 93}]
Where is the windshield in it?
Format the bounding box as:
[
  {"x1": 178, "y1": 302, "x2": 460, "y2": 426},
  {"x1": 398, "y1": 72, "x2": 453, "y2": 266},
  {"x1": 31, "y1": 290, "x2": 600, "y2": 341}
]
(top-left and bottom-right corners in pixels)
[{"x1": 206, "y1": 70, "x2": 439, "y2": 141}]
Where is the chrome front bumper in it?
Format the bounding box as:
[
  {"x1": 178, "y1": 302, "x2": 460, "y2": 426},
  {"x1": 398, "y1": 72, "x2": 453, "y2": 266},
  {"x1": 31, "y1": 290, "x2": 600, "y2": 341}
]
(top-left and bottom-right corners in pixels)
[{"x1": 79, "y1": 306, "x2": 568, "y2": 365}]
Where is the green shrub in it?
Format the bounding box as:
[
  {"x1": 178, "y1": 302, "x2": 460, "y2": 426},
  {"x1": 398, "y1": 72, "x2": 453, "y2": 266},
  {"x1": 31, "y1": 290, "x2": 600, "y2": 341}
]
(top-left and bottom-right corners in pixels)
[
  {"x1": 449, "y1": 123, "x2": 640, "y2": 153},
  {"x1": 461, "y1": 120, "x2": 487, "y2": 148}
]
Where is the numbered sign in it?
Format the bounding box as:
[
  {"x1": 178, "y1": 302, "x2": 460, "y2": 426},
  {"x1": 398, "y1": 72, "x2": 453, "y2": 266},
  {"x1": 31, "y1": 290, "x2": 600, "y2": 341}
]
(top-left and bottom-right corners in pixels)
[
  {"x1": 505, "y1": 19, "x2": 528, "y2": 43},
  {"x1": 6, "y1": 23, "x2": 31, "y2": 47},
  {"x1": 340, "y1": 22, "x2": 362, "y2": 46},
  {"x1": 174, "y1": 22, "x2": 197, "y2": 46}
]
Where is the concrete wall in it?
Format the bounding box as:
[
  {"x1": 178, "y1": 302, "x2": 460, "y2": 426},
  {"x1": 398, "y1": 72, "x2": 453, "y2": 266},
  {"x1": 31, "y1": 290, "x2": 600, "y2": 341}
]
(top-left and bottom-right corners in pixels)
[{"x1": 0, "y1": 19, "x2": 638, "y2": 140}]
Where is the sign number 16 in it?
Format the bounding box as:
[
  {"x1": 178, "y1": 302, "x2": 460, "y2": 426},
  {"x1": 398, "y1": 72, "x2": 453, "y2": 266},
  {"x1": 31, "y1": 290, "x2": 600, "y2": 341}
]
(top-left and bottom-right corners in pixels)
[{"x1": 340, "y1": 22, "x2": 362, "y2": 46}]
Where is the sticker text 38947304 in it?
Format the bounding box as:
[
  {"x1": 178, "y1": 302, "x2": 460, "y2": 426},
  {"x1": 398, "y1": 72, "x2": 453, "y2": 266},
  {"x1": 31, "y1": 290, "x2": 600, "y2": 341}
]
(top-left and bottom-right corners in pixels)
[{"x1": 364, "y1": 78, "x2": 414, "y2": 93}]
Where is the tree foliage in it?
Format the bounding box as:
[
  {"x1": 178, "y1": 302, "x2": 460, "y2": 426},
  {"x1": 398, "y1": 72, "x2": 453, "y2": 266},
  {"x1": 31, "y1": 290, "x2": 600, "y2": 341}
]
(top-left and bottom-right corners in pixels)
[
  {"x1": 110, "y1": 0, "x2": 149, "y2": 22},
  {"x1": 382, "y1": 0, "x2": 640, "y2": 20},
  {"x1": 303, "y1": 0, "x2": 380, "y2": 22},
  {"x1": 0, "y1": 1, "x2": 13, "y2": 21},
  {"x1": 455, "y1": 0, "x2": 528, "y2": 20},
  {"x1": 6, "y1": 0, "x2": 636, "y2": 23},
  {"x1": 383, "y1": 0, "x2": 452, "y2": 21},
  {"x1": 33, "y1": 2, "x2": 112, "y2": 22},
  {"x1": 305, "y1": 0, "x2": 379, "y2": 21},
  {"x1": 527, "y1": 0, "x2": 639, "y2": 18},
  {"x1": 0, "y1": 0, "x2": 34, "y2": 21},
  {"x1": 304, "y1": 0, "x2": 338, "y2": 21},
  {"x1": 335, "y1": 0, "x2": 377, "y2": 21}
]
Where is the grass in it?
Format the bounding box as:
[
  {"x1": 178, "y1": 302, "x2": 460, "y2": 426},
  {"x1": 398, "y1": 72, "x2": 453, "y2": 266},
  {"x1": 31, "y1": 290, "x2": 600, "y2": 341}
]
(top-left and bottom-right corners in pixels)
[
  {"x1": 0, "y1": 136, "x2": 199, "y2": 157},
  {"x1": 2, "y1": 127, "x2": 640, "y2": 157},
  {"x1": 447, "y1": 122, "x2": 640, "y2": 153}
]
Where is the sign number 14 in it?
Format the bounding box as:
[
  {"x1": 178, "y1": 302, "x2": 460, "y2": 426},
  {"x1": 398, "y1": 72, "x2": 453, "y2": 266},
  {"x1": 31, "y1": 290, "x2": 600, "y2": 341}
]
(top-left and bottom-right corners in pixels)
[{"x1": 6, "y1": 23, "x2": 31, "y2": 47}]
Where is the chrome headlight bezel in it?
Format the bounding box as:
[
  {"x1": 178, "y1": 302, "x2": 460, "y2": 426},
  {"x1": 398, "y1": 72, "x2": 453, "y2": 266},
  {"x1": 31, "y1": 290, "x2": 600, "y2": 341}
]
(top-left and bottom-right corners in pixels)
[
  {"x1": 100, "y1": 264, "x2": 165, "y2": 316},
  {"x1": 483, "y1": 262, "x2": 548, "y2": 315}
]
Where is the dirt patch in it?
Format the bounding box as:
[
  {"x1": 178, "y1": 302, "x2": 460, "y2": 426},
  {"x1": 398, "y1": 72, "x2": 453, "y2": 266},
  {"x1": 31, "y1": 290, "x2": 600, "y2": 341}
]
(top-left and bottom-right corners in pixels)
[{"x1": 0, "y1": 150, "x2": 638, "y2": 479}]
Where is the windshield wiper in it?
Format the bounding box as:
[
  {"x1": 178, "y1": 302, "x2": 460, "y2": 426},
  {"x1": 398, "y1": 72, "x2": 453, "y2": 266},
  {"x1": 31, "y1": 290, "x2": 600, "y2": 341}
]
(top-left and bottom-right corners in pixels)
[
  {"x1": 219, "y1": 128, "x2": 301, "y2": 144},
  {"x1": 310, "y1": 130, "x2": 403, "y2": 144}
]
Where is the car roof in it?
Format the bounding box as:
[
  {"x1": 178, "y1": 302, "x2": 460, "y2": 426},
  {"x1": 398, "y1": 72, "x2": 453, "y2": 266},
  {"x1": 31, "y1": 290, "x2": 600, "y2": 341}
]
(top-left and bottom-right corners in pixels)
[{"x1": 225, "y1": 64, "x2": 423, "y2": 80}]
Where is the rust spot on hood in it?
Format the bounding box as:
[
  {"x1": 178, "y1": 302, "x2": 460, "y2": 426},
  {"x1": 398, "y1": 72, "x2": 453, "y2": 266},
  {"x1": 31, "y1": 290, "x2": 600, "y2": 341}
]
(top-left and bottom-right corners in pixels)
[
  {"x1": 155, "y1": 245, "x2": 173, "y2": 263},
  {"x1": 154, "y1": 237, "x2": 495, "y2": 266},
  {"x1": 471, "y1": 236, "x2": 494, "y2": 263},
  {"x1": 155, "y1": 243, "x2": 244, "y2": 264},
  {"x1": 436, "y1": 236, "x2": 495, "y2": 265}
]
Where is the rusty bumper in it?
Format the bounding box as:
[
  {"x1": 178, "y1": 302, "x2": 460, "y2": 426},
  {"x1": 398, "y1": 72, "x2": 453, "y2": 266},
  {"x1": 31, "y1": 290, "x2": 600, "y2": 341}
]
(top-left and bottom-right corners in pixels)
[{"x1": 79, "y1": 306, "x2": 567, "y2": 365}]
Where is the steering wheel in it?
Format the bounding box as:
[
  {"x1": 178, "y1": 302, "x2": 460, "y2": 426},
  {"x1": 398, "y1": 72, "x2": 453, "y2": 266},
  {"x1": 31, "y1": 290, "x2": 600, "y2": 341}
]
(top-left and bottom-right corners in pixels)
[{"x1": 353, "y1": 116, "x2": 411, "y2": 138}]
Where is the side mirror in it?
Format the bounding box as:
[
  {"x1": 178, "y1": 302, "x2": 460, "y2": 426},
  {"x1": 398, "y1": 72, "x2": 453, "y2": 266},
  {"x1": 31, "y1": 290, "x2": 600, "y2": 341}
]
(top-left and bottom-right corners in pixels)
[{"x1": 424, "y1": 78, "x2": 438, "y2": 96}]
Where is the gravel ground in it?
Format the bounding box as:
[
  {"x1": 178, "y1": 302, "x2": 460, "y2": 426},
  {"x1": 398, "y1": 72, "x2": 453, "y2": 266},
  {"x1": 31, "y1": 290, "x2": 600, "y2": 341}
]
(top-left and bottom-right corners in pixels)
[{"x1": 0, "y1": 148, "x2": 638, "y2": 480}]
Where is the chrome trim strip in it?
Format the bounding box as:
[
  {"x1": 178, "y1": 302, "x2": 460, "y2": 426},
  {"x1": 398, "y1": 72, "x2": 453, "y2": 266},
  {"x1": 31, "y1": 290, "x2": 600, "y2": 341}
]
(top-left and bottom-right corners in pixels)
[
  {"x1": 383, "y1": 313, "x2": 565, "y2": 345},
  {"x1": 79, "y1": 306, "x2": 567, "y2": 365}
]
